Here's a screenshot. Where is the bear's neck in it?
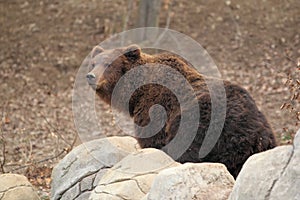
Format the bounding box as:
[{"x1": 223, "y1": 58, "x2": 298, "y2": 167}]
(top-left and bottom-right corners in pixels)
[
  {"x1": 138, "y1": 53, "x2": 204, "y2": 83},
  {"x1": 126, "y1": 53, "x2": 204, "y2": 117}
]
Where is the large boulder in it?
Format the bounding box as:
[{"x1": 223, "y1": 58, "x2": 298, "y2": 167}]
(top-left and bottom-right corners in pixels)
[
  {"x1": 89, "y1": 148, "x2": 180, "y2": 200},
  {"x1": 229, "y1": 128, "x2": 300, "y2": 200},
  {"x1": 51, "y1": 136, "x2": 140, "y2": 200},
  {"x1": 0, "y1": 174, "x2": 40, "y2": 200},
  {"x1": 268, "y1": 128, "x2": 300, "y2": 199},
  {"x1": 146, "y1": 163, "x2": 235, "y2": 200}
]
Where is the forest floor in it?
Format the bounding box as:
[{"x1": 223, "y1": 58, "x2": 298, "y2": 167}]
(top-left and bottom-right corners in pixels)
[{"x1": 0, "y1": 0, "x2": 299, "y2": 198}]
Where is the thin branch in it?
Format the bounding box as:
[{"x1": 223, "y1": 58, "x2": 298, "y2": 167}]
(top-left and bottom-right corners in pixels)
[
  {"x1": 28, "y1": 139, "x2": 33, "y2": 163},
  {"x1": 10, "y1": 148, "x2": 67, "y2": 172},
  {"x1": 0, "y1": 102, "x2": 7, "y2": 173},
  {"x1": 285, "y1": 55, "x2": 297, "y2": 65},
  {"x1": 0, "y1": 134, "x2": 6, "y2": 173},
  {"x1": 40, "y1": 112, "x2": 72, "y2": 147}
]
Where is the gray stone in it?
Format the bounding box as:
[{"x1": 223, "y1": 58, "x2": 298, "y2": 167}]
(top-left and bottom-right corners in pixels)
[
  {"x1": 90, "y1": 148, "x2": 180, "y2": 200},
  {"x1": 0, "y1": 174, "x2": 40, "y2": 200},
  {"x1": 51, "y1": 136, "x2": 140, "y2": 200},
  {"x1": 93, "y1": 169, "x2": 109, "y2": 188},
  {"x1": 147, "y1": 163, "x2": 235, "y2": 200},
  {"x1": 229, "y1": 146, "x2": 293, "y2": 200},
  {"x1": 229, "y1": 128, "x2": 300, "y2": 200},
  {"x1": 80, "y1": 174, "x2": 96, "y2": 192},
  {"x1": 269, "y1": 128, "x2": 300, "y2": 200},
  {"x1": 76, "y1": 191, "x2": 92, "y2": 200},
  {"x1": 61, "y1": 182, "x2": 80, "y2": 200}
]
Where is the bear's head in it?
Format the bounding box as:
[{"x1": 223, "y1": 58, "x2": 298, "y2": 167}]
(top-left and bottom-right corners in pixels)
[{"x1": 86, "y1": 44, "x2": 143, "y2": 104}]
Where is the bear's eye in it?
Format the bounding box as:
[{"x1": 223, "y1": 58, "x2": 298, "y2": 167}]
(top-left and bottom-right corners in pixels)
[{"x1": 90, "y1": 61, "x2": 96, "y2": 69}]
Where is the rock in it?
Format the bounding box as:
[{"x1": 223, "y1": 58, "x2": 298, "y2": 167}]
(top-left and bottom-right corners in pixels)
[
  {"x1": 269, "y1": 128, "x2": 300, "y2": 200},
  {"x1": 146, "y1": 163, "x2": 235, "y2": 200},
  {"x1": 229, "y1": 146, "x2": 293, "y2": 200},
  {"x1": 51, "y1": 136, "x2": 140, "y2": 200},
  {"x1": 90, "y1": 148, "x2": 180, "y2": 200},
  {"x1": 0, "y1": 174, "x2": 40, "y2": 200},
  {"x1": 229, "y1": 128, "x2": 300, "y2": 200}
]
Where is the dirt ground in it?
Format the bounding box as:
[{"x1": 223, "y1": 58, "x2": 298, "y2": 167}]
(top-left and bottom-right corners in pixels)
[{"x1": 0, "y1": 0, "x2": 299, "y2": 198}]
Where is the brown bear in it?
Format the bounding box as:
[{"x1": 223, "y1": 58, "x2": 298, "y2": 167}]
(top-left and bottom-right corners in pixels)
[{"x1": 86, "y1": 44, "x2": 277, "y2": 178}]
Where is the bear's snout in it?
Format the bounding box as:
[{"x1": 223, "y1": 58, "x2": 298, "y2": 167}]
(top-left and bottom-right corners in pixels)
[{"x1": 86, "y1": 72, "x2": 96, "y2": 86}]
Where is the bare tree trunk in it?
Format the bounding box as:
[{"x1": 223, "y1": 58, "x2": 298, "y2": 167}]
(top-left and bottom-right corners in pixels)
[
  {"x1": 136, "y1": 0, "x2": 161, "y2": 40},
  {"x1": 137, "y1": 0, "x2": 161, "y2": 27}
]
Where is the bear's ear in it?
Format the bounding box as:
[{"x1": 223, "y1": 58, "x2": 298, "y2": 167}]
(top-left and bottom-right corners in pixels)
[
  {"x1": 91, "y1": 46, "x2": 104, "y2": 58},
  {"x1": 124, "y1": 44, "x2": 141, "y2": 61}
]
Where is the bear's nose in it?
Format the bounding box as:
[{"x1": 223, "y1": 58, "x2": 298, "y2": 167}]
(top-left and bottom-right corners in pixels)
[{"x1": 86, "y1": 73, "x2": 96, "y2": 85}]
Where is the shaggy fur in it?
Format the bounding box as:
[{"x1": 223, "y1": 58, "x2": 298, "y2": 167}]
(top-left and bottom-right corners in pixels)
[{"x1": 87, "y1": 45, "x2": 277, "y2": 178}]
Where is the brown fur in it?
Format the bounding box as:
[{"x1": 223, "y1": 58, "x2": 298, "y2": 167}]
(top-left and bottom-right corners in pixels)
[{"x1": 87, "y1": 45, "x2": 277, "y2": 178}]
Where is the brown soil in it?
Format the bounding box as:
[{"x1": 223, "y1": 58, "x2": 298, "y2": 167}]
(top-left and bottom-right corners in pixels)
[{"x1": 0, "y1": 0, "x2": 299, "y2": 198}]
